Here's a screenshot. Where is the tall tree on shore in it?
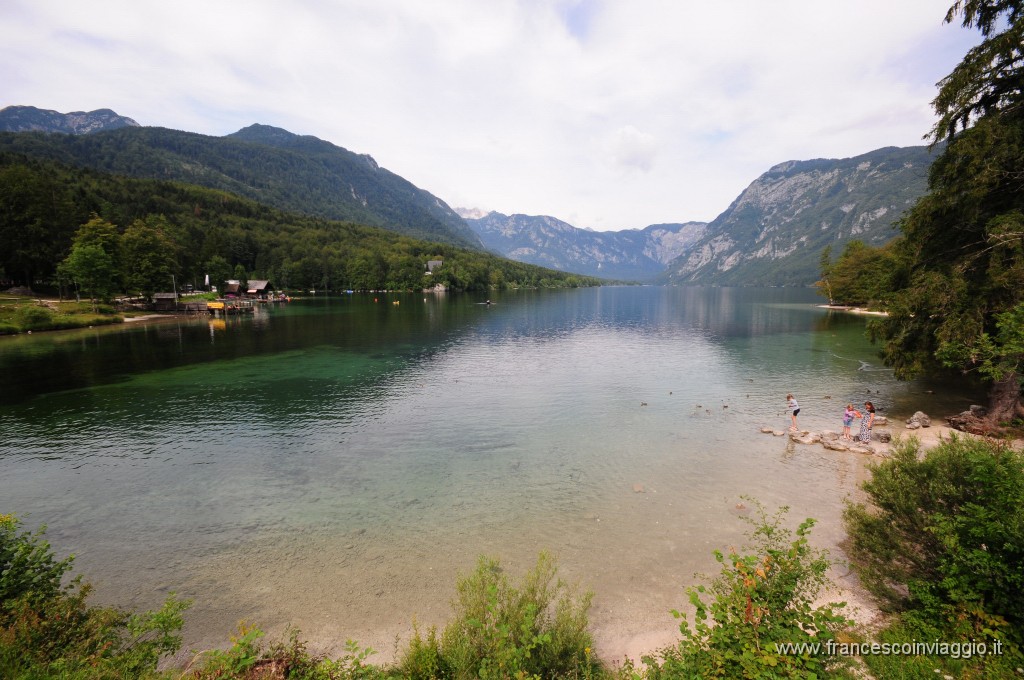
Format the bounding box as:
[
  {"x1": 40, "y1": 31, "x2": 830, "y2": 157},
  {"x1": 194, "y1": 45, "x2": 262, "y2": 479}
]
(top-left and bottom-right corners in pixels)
[
  {"x1": 122, "y1": 216, "x2": 180, "y2": 300},
  {"x1": 59, "y1": 216, "x2": 123, "y2": 310},
  {"x1": 871, "y1": 1, "x2": 1024, "y2": 426}
]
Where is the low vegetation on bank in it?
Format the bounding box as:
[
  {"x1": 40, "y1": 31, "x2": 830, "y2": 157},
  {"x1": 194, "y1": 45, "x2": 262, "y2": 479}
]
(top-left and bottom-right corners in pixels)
[
  {"x1": 3, "y1": 434, "x2": 1021, "y2": 679},
  {"x1": 0, "y1": 296, "x2": 124, "y2": 335}
]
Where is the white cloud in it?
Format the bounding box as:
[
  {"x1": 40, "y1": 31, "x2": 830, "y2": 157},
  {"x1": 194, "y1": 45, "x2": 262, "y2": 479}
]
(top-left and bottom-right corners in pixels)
[
  {"x1": 0, "y1": 0, "x2": 982, "y2": 230},
  {"x1": 606, "y1": 125, "x2": 658, "y2": 172}
]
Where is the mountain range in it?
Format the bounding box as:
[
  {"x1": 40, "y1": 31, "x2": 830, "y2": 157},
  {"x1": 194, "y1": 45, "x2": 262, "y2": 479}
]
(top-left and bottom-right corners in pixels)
[
  {"x1": 0, "y1": 106, "x2": 481, "y2": 249},
  {"x1": 0, "y1": 105, "x2": 934, "y2": 286},
  {"x1": 661, "y1": 144, "x2": 935, "y2": 286},
  {"x1": 0, "y1": 106, "x2": 139, "y2": 134},
  {"x1": 461, "y1": 211, "x2": 707, "y2": 281}
]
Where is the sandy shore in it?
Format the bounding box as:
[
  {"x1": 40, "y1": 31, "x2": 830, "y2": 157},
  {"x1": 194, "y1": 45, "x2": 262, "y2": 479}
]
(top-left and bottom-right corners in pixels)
[
  {"x1": 817, "y1": 304, "x2": 889, "y2": 316},
  {"x1": 123, "y1": 314, "x2": 172, "y2": 322},
  {"x1": 594, "y1": 423, "x2": 1015, "y2": 667}
]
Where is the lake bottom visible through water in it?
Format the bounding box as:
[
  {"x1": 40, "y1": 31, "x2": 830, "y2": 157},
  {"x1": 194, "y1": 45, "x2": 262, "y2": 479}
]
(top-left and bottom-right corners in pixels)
[{"x1": 0, "y1": 287, "x2": 978, "y2": 662}]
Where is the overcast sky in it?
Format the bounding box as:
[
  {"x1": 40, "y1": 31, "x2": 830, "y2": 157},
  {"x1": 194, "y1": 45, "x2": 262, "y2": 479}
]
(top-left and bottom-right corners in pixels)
[{"x1": 2, "y1": 1, "x2": 981, "y2": 231}]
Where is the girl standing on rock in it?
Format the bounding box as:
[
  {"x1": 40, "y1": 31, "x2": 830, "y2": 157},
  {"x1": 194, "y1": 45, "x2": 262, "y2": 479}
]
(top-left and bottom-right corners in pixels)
[
  {"x1": 842, "y1": 403, "x2": 859, "y2": 440},
  {"x1": 859, "y1": 401, "x2": 876, "y2": 443},
  {"x1": 787, "y1": 394, "x2": 800, "y2": 431}
]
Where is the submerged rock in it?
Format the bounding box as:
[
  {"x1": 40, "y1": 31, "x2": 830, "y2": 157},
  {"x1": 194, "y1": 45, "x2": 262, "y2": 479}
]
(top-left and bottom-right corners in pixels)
[{"x1": 790, "y1": 432, "x2": 821, "y2": 445}]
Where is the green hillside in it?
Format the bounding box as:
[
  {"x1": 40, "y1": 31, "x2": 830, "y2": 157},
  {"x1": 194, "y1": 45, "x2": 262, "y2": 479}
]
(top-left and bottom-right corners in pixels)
[
  {"x1": 0, "y1": 153, "x2": 599, "y2": 294},
  {"x1": 0, "y1": 124, "x2": 481, "y2": 248}
]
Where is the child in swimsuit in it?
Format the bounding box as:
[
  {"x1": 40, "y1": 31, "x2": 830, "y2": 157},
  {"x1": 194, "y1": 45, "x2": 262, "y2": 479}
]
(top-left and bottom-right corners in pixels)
[{"x1": 842, "y1": 404, "x2": 858, "y2": 440}]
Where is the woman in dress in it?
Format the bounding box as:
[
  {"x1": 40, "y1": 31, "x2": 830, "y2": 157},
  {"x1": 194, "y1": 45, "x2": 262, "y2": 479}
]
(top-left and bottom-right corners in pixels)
[{"x1": 859, "y1": 401, "x2": 876, "y2": 443}]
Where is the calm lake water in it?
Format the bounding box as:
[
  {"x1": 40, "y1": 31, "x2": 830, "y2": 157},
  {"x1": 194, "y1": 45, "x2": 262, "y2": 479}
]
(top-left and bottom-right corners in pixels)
[{"x1": 0, "y1": 286, "x2": 977, "y2": 660}]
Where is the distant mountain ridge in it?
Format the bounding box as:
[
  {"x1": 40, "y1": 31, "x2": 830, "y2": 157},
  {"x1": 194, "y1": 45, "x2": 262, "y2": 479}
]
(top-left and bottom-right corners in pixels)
[
  {"x1": 0, "y1": 109, "x2": 481, "y2": 249},
  {"x1": 1, "y1": 106, "x2": 936, "y2": 283},
  {"x1": 0, "y1": 105, "x2": 139, "y2": 134},
  {"x1": 463, "y1": 211, "x2": 707, "y2": 281},
  {"x1": 465, "y1": 145, "x2": 933, "y2": 284},
  {"x1": 662, "y1": 145, "x2": 935, "y2": 286}
]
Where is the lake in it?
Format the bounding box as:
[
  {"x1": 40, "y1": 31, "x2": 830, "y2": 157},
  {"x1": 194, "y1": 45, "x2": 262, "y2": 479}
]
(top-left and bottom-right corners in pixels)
[{"x1": 0, "y1": 286, "x2": 977, "y2": 661}]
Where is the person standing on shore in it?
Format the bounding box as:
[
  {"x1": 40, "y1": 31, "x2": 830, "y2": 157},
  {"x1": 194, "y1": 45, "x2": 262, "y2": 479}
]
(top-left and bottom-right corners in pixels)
[
  {"x1": 787, "y1": 394, "x2": 800, "y2": 431},
  {"x1": 842, "y1": 403, "x2": 859, "y2": 440},
  {"x1": 859, "y1": 401, "x2": 876, "y2": 443}
]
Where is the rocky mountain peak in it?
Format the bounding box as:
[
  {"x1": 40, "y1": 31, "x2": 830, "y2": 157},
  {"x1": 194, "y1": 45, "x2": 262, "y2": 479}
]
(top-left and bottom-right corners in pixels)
[{"x1": 0, "y1": 105, "x2": 140, "y2": 134}]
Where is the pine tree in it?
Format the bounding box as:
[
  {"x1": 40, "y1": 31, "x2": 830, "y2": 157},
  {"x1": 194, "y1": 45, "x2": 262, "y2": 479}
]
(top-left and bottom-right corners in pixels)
[{"x1": 872, "y1": 1, "x2": 1024, "y2": 426}]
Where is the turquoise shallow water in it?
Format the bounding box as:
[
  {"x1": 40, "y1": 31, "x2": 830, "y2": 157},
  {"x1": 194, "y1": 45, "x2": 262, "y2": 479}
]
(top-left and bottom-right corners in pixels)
[{"x1": 0, "y1": 287, "x2": 979, "y2": 658}]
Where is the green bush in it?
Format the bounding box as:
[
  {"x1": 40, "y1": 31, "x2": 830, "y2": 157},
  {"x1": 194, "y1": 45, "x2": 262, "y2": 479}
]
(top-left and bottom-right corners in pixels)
[
  {"x1": 644, "y1": 501, "x2": 852, "y2": 679},
  {"x1": 844, "y1": 435, "x2": 1024, "y2": 624},
  {"x1": 399, "y1": 622, "x2": 451, "y2": 679},
  {"x1": 0, "y1": 514, "x2": 73, "y2": 607},
  {"x1": 843, "y1": 435, "x2": 1024, "y2": 677},
  {"x1": 399, "y1": 552, "x2": 600, "y2": 680},
  {"x1": 12, "y1": 304, "x2": 54, "y2": 331},
  {"x1": 0, "y1": 514, "x2": 189, "y2": 678},
  {"x1": 190, "y1": 622, "x2": 265, "y2": 677}
]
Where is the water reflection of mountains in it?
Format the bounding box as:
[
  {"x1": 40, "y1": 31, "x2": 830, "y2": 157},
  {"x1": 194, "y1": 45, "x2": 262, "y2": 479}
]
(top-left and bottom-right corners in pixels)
[{"x1": 474, "y1": 286, "x2": 842, "y2": 341}]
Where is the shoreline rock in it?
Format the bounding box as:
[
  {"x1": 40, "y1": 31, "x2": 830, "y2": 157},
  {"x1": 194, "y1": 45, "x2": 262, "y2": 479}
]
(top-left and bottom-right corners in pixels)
[
  {"x1": 760, "y1": 426, "x2": 884, "y2": 456},
  {"x1": 905, "y1": 411, "x2": 931, "y2": 429}
]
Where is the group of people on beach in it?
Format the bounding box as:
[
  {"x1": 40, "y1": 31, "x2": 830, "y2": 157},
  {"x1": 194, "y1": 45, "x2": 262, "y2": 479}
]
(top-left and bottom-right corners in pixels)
[{"x1": 787, "y1": 394, "x2": 876, "y2": 443}]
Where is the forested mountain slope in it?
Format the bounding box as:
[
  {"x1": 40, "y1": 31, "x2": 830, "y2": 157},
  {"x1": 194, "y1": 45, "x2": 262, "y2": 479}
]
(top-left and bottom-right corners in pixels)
[
  {"x1": 0, "y1": 153, "x2": 597, "y2": 292},
  {"x1": 0, "y1": 119, "x2": 481, "y2": 248}
]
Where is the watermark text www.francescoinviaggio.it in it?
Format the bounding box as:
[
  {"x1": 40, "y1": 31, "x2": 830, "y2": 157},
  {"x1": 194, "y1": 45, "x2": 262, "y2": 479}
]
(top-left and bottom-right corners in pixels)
[{"x1": 774, "y1": 639, "x2": 1003, "y2": 659}]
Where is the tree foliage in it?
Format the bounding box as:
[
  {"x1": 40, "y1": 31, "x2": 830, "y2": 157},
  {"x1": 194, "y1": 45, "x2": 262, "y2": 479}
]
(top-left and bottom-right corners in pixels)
[
  {"x1": 819, "y1": 239, "x2": 903, "y2": 307},
  {"x1": 0, "y1": 153, "x2": 602, "y2": 296},
  {"x1": 844, "y1": 436, "x2": 1024, "y2": 655},
  {"x1": 122, "y1": 216, "x2": 180, "y2": 299},
  {"x1": 867, "y1": 2, "x2": 1024, "y2": 422},
  {"x1": 0, "y1": 163, "x2": 83, "y2": 287},
  {"x1": 933, "y1": 0, "x2": 1024, "y2": 141}
]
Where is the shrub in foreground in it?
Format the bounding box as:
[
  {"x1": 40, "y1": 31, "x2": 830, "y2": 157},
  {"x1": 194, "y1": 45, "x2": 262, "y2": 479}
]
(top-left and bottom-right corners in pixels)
[
  {"x1": 0, "y1": 513, "x2": 189, "y2": 679},
  {"x1": 644, "y1": 502, "x2": 852, "y2": 679},
  {"x1": 844, "y1": 435, "x2": 1024, "y2": 677},
  {"x1": 185, "y1": 626, "x2": 383, "y2": 680},
  {"x1": 400, "y1": 551, "x2": 601, "y2": 679}
]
